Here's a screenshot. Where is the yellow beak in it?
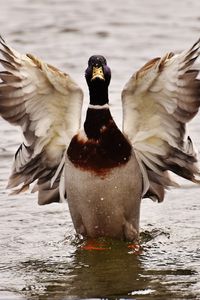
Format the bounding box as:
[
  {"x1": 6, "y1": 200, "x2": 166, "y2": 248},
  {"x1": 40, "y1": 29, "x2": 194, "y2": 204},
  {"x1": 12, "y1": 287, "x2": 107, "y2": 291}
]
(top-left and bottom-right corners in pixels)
[{"x1": 91, "y1": 66, "x2": 105, "y2": 81}]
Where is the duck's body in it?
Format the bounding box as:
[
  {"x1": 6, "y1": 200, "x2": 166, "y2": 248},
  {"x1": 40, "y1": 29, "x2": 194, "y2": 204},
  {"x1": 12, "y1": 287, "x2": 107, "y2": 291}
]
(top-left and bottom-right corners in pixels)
[
  {"x1": 1, "y1": 37, "x2": 200, "y2": 242},
  {"x1": 66, "y1": 106, "x2": 142, "y2": 240},
  {"x1": 66, "y1": 154, "x2": 142, "y2": 240}
]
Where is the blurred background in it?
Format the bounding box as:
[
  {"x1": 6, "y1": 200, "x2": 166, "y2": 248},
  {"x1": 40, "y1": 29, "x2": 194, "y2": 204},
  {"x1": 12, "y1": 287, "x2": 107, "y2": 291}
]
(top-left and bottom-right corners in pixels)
[{"x1": 0, "y1": 0, "x2": 200, "y2": 299}]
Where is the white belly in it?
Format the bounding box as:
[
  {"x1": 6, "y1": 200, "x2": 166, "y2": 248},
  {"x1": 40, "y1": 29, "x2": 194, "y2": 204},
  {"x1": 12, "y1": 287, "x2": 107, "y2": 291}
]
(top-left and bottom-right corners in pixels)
[{"x1": 65, "y1": 155, "x2": 143, "y2": 241}]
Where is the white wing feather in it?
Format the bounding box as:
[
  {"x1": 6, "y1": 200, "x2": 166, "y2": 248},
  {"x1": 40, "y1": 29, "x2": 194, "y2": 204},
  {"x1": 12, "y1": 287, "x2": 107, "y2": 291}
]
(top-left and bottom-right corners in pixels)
[
  {"x1": 0, "y1": 37, "x2": 83, "y2": 204},
  {"x1": 122, "y1": 39, "x2": 200, "y2": 202}
]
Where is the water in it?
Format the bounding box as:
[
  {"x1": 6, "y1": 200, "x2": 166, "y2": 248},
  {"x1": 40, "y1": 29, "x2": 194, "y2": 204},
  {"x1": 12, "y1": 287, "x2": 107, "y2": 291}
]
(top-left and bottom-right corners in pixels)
[{"x1": 0, "y1": 0, "x2": 200, "y2": 299}]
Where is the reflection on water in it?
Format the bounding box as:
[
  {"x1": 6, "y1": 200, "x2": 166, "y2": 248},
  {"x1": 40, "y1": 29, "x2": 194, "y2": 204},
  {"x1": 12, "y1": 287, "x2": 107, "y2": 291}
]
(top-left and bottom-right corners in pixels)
[
  {"x1": 1, "y1": 231, "x2": 199, "y2": 300},
  {"x1": 21, "y1": 242, "x2": 144, "y2": 299},
  {"x1": 0, "y1": 0, "x2": 200, "y2": 299}
]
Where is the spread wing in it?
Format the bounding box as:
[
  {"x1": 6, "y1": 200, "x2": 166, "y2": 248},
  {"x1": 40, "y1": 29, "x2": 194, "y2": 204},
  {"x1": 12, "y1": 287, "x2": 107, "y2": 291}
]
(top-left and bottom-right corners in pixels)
[
  {"x1": 122, "y1": 39, "x2": 200, "y2": 202},
  {"x1": 0, "y1": 36, "x2": 83, "y2": 204}
]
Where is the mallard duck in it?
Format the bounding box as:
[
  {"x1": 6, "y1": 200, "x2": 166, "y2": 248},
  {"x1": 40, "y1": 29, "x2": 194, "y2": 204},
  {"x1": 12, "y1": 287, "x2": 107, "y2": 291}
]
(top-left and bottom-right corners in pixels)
[{"x1": 0, "y1": 36, "x2": 200, "y2": 241}]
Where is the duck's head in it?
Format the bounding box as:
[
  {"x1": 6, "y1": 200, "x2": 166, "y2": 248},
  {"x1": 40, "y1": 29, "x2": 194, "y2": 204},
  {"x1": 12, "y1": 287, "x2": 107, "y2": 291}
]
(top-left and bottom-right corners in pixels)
[{"x1": 85, "y1": 55, "x2": 111, "y2": 105}]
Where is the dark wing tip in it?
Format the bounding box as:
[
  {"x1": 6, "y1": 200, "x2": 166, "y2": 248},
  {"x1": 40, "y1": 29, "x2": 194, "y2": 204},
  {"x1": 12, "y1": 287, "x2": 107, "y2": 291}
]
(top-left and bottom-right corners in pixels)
[
  {"x1": 190, "y1": 37, "x2": 200, "y2": 51},
  {"x1": 0, "y1": 35, "x2": 6, "y2": 44}
]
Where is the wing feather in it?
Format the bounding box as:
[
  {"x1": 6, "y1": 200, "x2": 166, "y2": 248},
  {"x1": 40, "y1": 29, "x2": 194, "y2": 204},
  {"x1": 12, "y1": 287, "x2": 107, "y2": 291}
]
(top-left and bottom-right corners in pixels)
[
  {"x1": 0, "y1": 36, "x2": 83, "y2": 204},
  {"x1": 122, "y1": 39, "x2": 200, "y2": 202}
]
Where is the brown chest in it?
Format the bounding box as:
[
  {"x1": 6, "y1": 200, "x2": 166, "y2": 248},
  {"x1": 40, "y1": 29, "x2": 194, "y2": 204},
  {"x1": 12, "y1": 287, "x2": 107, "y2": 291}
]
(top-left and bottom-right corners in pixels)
[{"x1": 67, "y1": 126, "x2": 132, "y2": 176}]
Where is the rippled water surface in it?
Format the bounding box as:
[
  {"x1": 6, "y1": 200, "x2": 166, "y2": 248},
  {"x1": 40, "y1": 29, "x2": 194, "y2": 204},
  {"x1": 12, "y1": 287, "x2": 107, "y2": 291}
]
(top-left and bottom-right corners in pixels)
[{"x1": 0, "y1": 0, "x2": 200, "y2": 299}]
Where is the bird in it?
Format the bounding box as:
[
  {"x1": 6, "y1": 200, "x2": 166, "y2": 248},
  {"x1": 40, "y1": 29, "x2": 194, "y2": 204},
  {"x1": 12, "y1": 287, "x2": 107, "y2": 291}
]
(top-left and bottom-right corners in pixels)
[{"x1": 0, "y1": 36, "x2": 200, "y2": 242}]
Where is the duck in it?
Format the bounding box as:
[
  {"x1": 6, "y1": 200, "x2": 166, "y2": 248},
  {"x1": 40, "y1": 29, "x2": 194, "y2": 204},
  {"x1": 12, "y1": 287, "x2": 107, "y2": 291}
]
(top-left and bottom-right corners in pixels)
[{"x1": 0, "y1": 36, "x2": 200, "y2": 241}]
